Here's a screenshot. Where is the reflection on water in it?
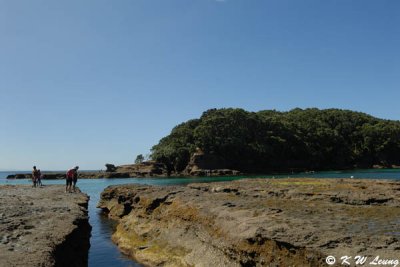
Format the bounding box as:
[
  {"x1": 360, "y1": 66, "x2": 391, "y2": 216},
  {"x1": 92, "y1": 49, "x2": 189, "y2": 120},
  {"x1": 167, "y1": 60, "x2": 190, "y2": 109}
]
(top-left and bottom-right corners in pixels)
[
  {"x1": 89, "y1": 210, "x2": 142, "y2": 267},
  {"x1": 82, "y1": 178, "x2": 144, "y2": 267}
]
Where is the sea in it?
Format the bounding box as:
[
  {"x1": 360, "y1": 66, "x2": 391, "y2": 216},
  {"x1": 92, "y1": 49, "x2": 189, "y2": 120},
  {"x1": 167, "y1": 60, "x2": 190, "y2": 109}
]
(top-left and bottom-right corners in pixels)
[{"x1": 1, "y1": 169, "x2": 400, "y2": 267}]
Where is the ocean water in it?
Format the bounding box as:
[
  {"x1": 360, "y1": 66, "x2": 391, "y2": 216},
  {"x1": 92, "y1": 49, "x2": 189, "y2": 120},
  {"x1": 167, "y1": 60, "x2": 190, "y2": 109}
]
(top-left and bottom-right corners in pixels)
[{"x1": 1, "y1": 169, "x2": 400, "y2": 266}]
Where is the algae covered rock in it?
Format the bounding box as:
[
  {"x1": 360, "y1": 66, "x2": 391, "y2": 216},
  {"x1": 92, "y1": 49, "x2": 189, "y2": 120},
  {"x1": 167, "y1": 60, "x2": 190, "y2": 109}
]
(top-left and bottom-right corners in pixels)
[{"x1": 98, "y1": 178, "x2": 400, "y2": 266}]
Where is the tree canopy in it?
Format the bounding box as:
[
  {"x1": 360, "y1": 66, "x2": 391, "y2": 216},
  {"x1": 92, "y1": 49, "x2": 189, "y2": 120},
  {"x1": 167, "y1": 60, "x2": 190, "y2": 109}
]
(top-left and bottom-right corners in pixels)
[
  {"x1": 151, "y1": 108, "x2": 400, "y2": 173},
  {"x1": 135, "y1": 154, "x2": 145, "y2": 164}
]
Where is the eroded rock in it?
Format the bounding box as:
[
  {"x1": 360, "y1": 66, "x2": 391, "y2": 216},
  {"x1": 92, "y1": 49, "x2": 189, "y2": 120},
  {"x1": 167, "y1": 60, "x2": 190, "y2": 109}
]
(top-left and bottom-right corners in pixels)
[
  {"x1": 0, "y1": 185, "x2": 91, "y2": 267},
  {"x1": 98, "y1": 178, "x2": 400, "y2": 266}
]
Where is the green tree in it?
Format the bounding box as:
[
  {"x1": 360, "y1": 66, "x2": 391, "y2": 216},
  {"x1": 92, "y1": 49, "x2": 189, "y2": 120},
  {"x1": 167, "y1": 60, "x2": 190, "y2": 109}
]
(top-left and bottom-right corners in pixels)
[
  {"x1": 135, "y1": 154, "x2": 144, "y2": 164},
  {"x1": 150, "y1": 107, "x2": 400, "y2": 173},
  {"x1": 151, "y1": 119, "x2": 199, "y2": 172}
]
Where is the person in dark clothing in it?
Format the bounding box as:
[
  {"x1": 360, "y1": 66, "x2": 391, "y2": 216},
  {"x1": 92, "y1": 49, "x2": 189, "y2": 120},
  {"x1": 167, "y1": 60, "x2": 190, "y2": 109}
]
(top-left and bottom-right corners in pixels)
[
  {"x1": 66, "y1": 166, "x2": 79, "y2": 193},
  {"x1": 32, "y1": 166, "x2": 39, "y2": 188},
  {"x1": 37, "y1": 169, "x2": 43, "y2": 186}
]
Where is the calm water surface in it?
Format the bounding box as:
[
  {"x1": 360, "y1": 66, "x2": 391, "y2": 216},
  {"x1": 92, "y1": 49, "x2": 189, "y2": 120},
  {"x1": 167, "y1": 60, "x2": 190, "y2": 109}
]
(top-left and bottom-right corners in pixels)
[{"x1": 1, "y1": 169, "x2": 400, "y2": 266}]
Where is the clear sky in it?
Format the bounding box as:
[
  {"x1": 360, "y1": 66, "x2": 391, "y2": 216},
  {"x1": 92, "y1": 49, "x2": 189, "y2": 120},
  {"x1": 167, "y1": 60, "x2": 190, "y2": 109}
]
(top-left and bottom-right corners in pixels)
[{"x1": 1, "y1": 0, "x2": 399, "y2": 170}]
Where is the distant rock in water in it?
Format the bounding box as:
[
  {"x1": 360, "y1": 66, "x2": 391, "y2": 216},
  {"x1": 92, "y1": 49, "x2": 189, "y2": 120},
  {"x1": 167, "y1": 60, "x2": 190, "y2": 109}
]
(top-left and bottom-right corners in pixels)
[
  {"x1": 98, "y1": 178, "x2": 400, "y2": 266},
  {"x1": 6, "y1": 173, "x2": 31, "y2": 179},
  {"x1": 0, "y1": 185, "x2": 91, "y2": 267},
  {"x1": 114, "y1": 161, "x2": 167, "y2": 176},
  {"x1": 6, "y1": 160, "x2": 240, "y2": 180},
  {"x1": 7, "y1": 172, "x2": 91, "y2": 180},
  {"x1": 105, "y1": 163, "x2": 117, "y2": 172}
]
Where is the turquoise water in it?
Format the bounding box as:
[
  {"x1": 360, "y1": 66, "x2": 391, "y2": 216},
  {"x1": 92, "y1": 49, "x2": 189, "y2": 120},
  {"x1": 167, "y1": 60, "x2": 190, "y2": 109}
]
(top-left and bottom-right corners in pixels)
[{"x1": 1, "y1": 169, "x2": 400, "y2": 266}]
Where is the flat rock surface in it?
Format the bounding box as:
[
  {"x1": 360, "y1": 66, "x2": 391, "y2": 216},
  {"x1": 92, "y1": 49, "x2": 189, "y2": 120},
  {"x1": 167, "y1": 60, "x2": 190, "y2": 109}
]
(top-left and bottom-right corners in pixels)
[
  {"x1": 0, "y1": 185, "x2": 90, "y2": 267},
  {"x1": 98, "y1": 178, "x2": 400, "y2": 267}
]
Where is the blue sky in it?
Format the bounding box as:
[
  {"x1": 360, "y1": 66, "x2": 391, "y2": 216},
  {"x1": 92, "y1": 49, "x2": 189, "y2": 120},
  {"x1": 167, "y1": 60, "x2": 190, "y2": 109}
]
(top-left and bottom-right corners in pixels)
[{"x1": 1, "y1": 0, "x2": 399, "y2": 170}]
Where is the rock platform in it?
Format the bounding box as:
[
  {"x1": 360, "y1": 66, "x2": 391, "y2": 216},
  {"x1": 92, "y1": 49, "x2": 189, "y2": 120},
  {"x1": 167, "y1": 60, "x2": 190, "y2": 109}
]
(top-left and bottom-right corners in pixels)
[
  {"x1": 98, "y1": 178, "x2": 400, "y2": 266},
  {"x1": 0, "y1": 185, "x2": 91, "y2": 267}
]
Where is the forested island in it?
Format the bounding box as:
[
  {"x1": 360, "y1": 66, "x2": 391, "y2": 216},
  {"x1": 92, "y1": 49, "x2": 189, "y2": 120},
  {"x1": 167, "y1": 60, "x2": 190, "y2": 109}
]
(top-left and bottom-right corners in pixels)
[
  {"x1": 151, "y1": 108, "x2": 400, "y2": 175},
  {"x1": 7, "y1": 108, "x2": 400, "y2": 179}
]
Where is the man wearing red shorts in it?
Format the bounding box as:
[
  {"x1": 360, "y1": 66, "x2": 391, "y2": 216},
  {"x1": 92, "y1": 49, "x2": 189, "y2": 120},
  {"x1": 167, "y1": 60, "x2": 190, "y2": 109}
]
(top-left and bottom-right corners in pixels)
[{"x1": 66, "y1": 166, "x2": 79, "y2": 193}]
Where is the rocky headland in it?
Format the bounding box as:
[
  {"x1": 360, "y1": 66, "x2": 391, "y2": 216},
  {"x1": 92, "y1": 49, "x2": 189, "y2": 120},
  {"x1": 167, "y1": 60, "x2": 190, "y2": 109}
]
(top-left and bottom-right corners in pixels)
[
  {"x1": 7, "y1": 159, "x2": 240, "y2": 180},
  {"x1": 6, "y1": 172, "x2": 105, "y2": 180},
  {"x1": 0, "y1": 185, "x2": 91, "y2": 267},
  {"x1": 98, "y1": 178, "x2": 400, "y2": 266},
  {"x1": 5, "y1": 164, "x2": 164, "y2": 180},
  {"x1": 105, "y1": 160, "x2": 240, "y2": 177}
]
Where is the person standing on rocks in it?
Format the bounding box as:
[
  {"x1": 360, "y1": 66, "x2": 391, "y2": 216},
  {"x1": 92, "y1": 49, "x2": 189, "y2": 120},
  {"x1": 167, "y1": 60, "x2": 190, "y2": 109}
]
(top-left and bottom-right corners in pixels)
[
  {"x1": 72, "y1": 166, "x2": 79, "y2": 192},
  {"x1": 66, "y1": 166, "x2": 79, "y2": 193},
  {"x1": 66, "y1": 167, "x2": 75, "y2": 193},
  {"x1": 32, "y1": 166, "x2": 39, "y2": 187},
  {"x1": 37, "y1": 169, "x2": 43, "y2": 187}
]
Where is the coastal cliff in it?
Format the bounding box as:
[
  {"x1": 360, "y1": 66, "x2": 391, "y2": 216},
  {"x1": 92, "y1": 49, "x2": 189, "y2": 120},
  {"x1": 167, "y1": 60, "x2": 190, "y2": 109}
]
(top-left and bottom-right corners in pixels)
[
  {"x1": 98, "y1": 178, "x2": 400, "y2": 266},
  {"x1": 0, "y1": 185, "x2": 91, "y2": 267}
]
